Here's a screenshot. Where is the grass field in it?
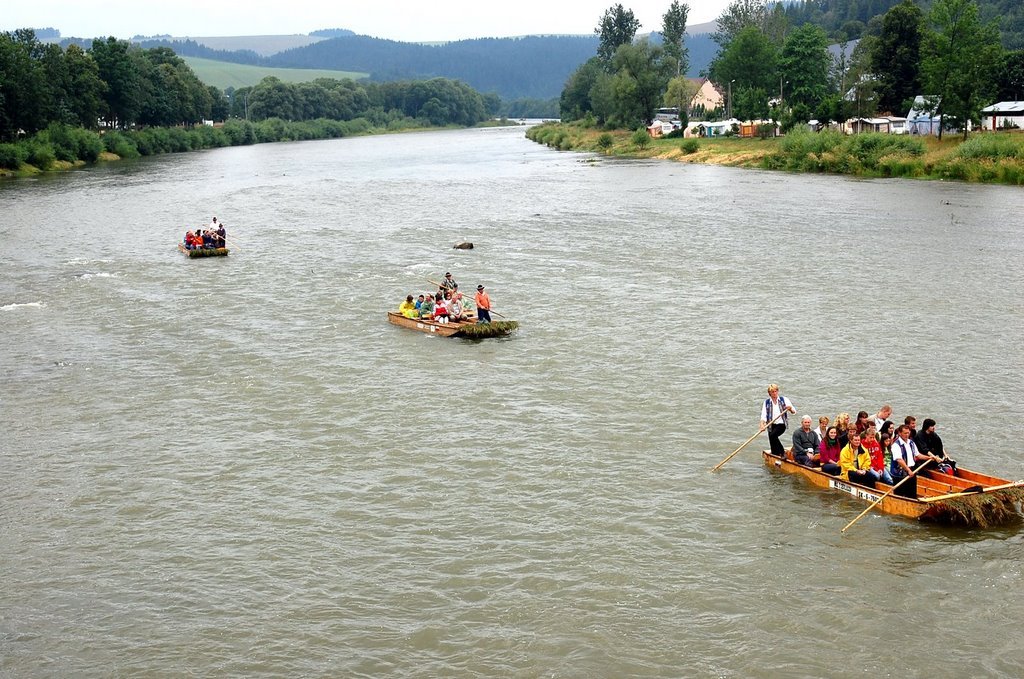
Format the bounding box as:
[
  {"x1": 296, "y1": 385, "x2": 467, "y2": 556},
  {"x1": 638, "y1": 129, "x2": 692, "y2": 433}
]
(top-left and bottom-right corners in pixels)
[{"x1": 183, "y1": 56, "x2": 368, "y2": 89}]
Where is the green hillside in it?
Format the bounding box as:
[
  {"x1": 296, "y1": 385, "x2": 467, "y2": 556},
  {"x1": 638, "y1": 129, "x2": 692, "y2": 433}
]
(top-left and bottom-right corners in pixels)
[{"x1": 182, "y1": 56, "x2": 367, "y2": 89}]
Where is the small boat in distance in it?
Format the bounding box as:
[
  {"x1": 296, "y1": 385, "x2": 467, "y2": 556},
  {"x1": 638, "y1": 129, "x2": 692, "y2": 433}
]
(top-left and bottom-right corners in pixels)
[
  {"x1": 386, "y1": 312, "x2": 518, "y2": 339},
  {"x1": 763, "y1": 449, "x2": 1024, "y2": 528},
  {"x1": 178, "y1": 243, "x2": 229, "y2": 258}
]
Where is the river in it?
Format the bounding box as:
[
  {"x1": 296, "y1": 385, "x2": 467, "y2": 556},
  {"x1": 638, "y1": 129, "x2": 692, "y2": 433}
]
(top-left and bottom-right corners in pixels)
[{"x1": 2, "y1": 125, "x2": 1023, "y2": 677}]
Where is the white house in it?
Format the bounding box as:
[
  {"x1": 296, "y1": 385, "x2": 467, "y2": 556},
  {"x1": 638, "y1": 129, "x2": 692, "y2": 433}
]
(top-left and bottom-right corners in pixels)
[{"x1": 980, "y1": 101, "x2": 1024, "y2": 130}]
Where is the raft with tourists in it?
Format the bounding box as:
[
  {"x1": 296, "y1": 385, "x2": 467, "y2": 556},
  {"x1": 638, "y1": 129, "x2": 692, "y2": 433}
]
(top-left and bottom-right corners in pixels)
[
  {"x1": 386, "y1": 311, "x2": 517, "y2": 339},
  {"x1": 178, "y1": 243, "x2": 229, "y2": 258},
  {"x1": 388, "y1": 274, "x2": 519, "y2": 339},
  {"x1": 763, "y1": 448, "x2": 1024, "y2": 528}
]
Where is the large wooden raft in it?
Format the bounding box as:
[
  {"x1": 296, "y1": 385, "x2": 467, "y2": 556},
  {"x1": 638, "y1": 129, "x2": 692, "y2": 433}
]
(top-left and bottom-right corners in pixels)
[
  {"x1": 386, "y1": 311, "x2": 518, "y2": 339},
  {"x1": 178, "y1": 243, "x2": 229, "y2": 258},
  {"x1": 763, "y1": 449, "x2": 1024, "y2": 527}
]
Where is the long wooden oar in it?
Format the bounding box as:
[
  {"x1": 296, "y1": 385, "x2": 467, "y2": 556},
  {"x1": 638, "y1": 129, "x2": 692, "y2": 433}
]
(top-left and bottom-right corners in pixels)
[
  {"x1": 921, "y1": 480, "x2": 1024, "y2": 503},
  {"x1": 841, "y1": 467, "x2": 922, "y2": 533},
  {"x1": 426, "y1": 277, "x2": 508, "y2": 319},
  {"x1": 711, "y1": 410, "x2": 787, "y2": 472}
]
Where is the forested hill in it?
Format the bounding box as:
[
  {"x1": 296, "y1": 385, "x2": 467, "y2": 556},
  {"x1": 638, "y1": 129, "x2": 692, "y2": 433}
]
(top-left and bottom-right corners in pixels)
[
  {"x1": 58, "y1": 30, "x2": 716, "y2": 101},
  {"x1": 784, "y1": 0, "x2": 1024, "y2": 48},
  {"x1": 266, "y1": 35, "x2": 597, "y2": 100},
  {"x1": 268, "y1": 33, "x2": 718, "y2": 100}
]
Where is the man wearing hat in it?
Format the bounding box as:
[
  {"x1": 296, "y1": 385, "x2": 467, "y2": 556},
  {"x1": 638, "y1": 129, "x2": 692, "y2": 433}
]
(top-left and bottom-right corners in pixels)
[
  {"x1": 441, "y1": 272, "x2": 458, "y2": 291},
  {"x1": 474, "y1": 284, "x2": 491, "y2": 323}
]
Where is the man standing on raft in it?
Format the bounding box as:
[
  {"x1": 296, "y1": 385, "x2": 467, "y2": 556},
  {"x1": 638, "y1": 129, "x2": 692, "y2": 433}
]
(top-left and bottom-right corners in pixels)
[
  {"x1": 475, "y1": 285, "x2": 491, "y2": 323},
  {"x1": 760, "y1": 383, "x2": 796, "y2": 459}
]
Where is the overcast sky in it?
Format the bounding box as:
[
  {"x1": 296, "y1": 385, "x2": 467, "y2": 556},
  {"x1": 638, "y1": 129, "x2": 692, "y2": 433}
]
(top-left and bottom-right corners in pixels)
[{"x1": 4, "y1": 0, "x2": 728, "y2": 42}]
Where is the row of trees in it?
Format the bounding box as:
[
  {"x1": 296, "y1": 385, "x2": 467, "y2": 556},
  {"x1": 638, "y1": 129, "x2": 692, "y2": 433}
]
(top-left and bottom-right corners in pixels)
[
  {"x1": 226, "y1": 77, "x2": 495, "y2": 127},
  {"x1": 709, "y1": 0, "x2": 1017, "y2": 137},
  {"x1": 0, "y1": 30, "x2": 228, "y2": 140},
  {"x1": 1, "y1": 29, "x2": 498, "y2": 146},
  {"x1": 559, "y1": 0, "x2": 1024, "y2": 138}
]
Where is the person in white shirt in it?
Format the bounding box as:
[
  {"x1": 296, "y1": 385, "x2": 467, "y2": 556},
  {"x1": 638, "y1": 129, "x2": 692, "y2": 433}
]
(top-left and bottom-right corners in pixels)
[
  {"x1": 760, "y1": 383, "x2": 796, "y2": 459},
  {"x1": 889, "y1": 424, "x2": 937, "y2": 498},
  {"x1": 873, "y1": 404, "x2": 892, "y2": 431}
]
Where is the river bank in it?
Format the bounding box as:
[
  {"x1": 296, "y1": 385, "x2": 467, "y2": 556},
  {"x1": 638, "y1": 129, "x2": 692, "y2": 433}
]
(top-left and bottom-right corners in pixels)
[{"x1": 527, "y1": 121, "x2": 1024, "y2": 185}]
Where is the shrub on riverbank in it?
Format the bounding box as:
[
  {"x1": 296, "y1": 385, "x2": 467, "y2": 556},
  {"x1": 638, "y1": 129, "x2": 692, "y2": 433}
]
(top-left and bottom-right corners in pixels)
[{"x1": 765, "y1": 130, "x2": 925, "y2": 175}]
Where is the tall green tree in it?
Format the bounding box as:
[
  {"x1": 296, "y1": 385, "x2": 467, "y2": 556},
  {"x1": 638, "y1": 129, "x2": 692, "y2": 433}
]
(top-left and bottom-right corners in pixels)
[
  {"x1": 607, "y1": 40, "x2": 674, "y2": 127},
  {"x1": 596, "y1": 4, "x2": 641, "y2": 65},
  {"x1": 779, "y1": 23, "x2": 831, "y2": 121},
  {"x1": 921, "y1": 0, "x2": 1002, "y2": 139},
  {"x1": 64, "y1": 44, "x2": 106, "y2": 128},
  {"x1": 713, "y1": 0, "x2": 770, "y2": 48},
  {"x1": 0, "y1": 30, "x2": 49, "y2": 139},
  {"x1": 661, "y1": 0, "x2": 690, "y2": 76},
  {"x1": 996, "y1": 50, "x2": 1024, "y2": 100},
  {"x1": 870, "y1": 0, "x2": 924, "y2": 115},
  {"x1": 90, "y1": 37, "x2": 143, "y2": 129},
  {"x1": 559, "y1": 57, "x2": 604, "y2": 121},
  {"x1": 709, "y1": 25, "x2": 779, "y2": 112},
  {"x1": 664, "y1": 75, "x2": 700, "y2": 118}
]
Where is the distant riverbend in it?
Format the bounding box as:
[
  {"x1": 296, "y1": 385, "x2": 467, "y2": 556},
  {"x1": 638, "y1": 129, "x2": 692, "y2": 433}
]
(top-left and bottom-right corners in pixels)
[{"x1": 527, "y1": 121, "x2": 1024, "y2": 185}]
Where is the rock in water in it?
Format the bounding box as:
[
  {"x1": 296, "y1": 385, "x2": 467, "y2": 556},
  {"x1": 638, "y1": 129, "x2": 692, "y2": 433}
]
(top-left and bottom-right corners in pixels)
[{"x1": 453, "y1": 241, "x2": 474, "y2": 250}]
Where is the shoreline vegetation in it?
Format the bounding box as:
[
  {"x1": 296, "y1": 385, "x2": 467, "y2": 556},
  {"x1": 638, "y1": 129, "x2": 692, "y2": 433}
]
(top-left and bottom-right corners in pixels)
[
  {"x1": 0, "y1": 117, "x2": 524, "y2": 180},
  {"x1": 526, "y1": 121, "x2": 1024, "y2": 185}
]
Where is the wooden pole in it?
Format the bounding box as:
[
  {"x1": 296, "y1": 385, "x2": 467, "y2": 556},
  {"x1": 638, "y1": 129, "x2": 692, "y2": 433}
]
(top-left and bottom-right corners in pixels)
[
  {"x1": 921, "y1": 480, "x2": 1024, "y2": 503},
  {"x1": 840, "y1": 467, "x2": 922, "y2": 533},
  {"x1": 711, "y1": 410, "x2": 787, "y2": 472}
]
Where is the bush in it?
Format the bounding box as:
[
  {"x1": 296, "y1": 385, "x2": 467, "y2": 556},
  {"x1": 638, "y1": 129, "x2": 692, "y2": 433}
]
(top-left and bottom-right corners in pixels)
[
  {"x1": 597, "y1": 132, "x2": 614, "y2": 153},
  {"x1": 102, "y1": 131, "x2": 140, "y2": 159},
  {"x1": 680, "y1": 138, "x2": 700, "y2": 154},
  {"x1": 25, "y1": 141, "x2": 56, "y2": 169},
  {"x1": 955, "y1": 134, "x2": 1024, "y2": 160},
  {"x1": 0, "y1": 142, "x2": 28, "y2": 169},
  {"x1": 222, "y1": 119, "x2": 257, "y2": 145},
  {"x1": 631, "y1": 127, "x2": 651, "y2": 149}
]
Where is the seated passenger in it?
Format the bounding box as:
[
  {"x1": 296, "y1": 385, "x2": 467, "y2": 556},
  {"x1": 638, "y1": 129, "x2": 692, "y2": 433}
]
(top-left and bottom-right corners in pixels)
[
  {"x1": 914, "y1": 418, "x2": 956, "y2": 473},
  {"x1": 419, "y1": 294, "x2": 435, "y2": 320},
  {"x1": 414, "y1": 294, "x2": 425, "y2": 314},
  {"x1": 792, "y1": 415, "x2": 821, "y2": 466},
  {"x1": 855, "y1": 410, "x2": 871, "y2": 435},
  {"x1": 840, "y1": 432, "x2": 877, "y2": 488},
  {"x1": 834, "y1": 412, "x2": 851, "y2": 447},
  {"x1": 449, "y1": 294, "x2": 464, "y2": 322},
  {"x1": 876, "y1": 429, "x2": 896, "y2": 485},
  {"x1": 862, "y1": 422, "x2": 892, "y2": 484},
  {"x1": 183, "y1": 230, "x2": 195, "y2": 249},
  {"x1": 434, "y1": 293, "x2": 448, "y2": 324},
  {"x1": 819, "y1": 426, "x2": 843, "y2": 475},
  {"x1": 398, "y1": 295, "x2": 418, "y2": 319}
]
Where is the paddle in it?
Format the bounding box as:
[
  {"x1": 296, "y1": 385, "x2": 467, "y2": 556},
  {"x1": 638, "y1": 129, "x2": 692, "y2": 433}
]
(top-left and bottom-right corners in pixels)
[
  {"x1": 711, "y1": 409, "x2": 788, "y2": 472},
  {"x1": 426, "y1": 277, "x2": 508, "y2": 319},
  {"x1": 921, "y1": 480, "x2": 1024, "y2": 503},
  {"x1": 840, "y1": 466, "x2": 923, "y2": 533}
]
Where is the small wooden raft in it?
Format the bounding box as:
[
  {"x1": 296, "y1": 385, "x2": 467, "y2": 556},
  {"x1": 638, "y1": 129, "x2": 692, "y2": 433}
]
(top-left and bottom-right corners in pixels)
[
  {"x1": 178, "y1": 243, "x2": 229, "y2": 258},
  {"x1": 763, "y1": 449, "x2": 1024, "y2": 528},
  {"x1": 386, "y1": 312, "x2": 518, "y2": 339}
]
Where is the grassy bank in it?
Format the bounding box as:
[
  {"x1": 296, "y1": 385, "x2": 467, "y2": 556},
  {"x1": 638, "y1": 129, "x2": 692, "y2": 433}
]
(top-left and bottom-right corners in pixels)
[{"x1": 526, "y1": 121, "x2": 1024, "y2": 185}]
